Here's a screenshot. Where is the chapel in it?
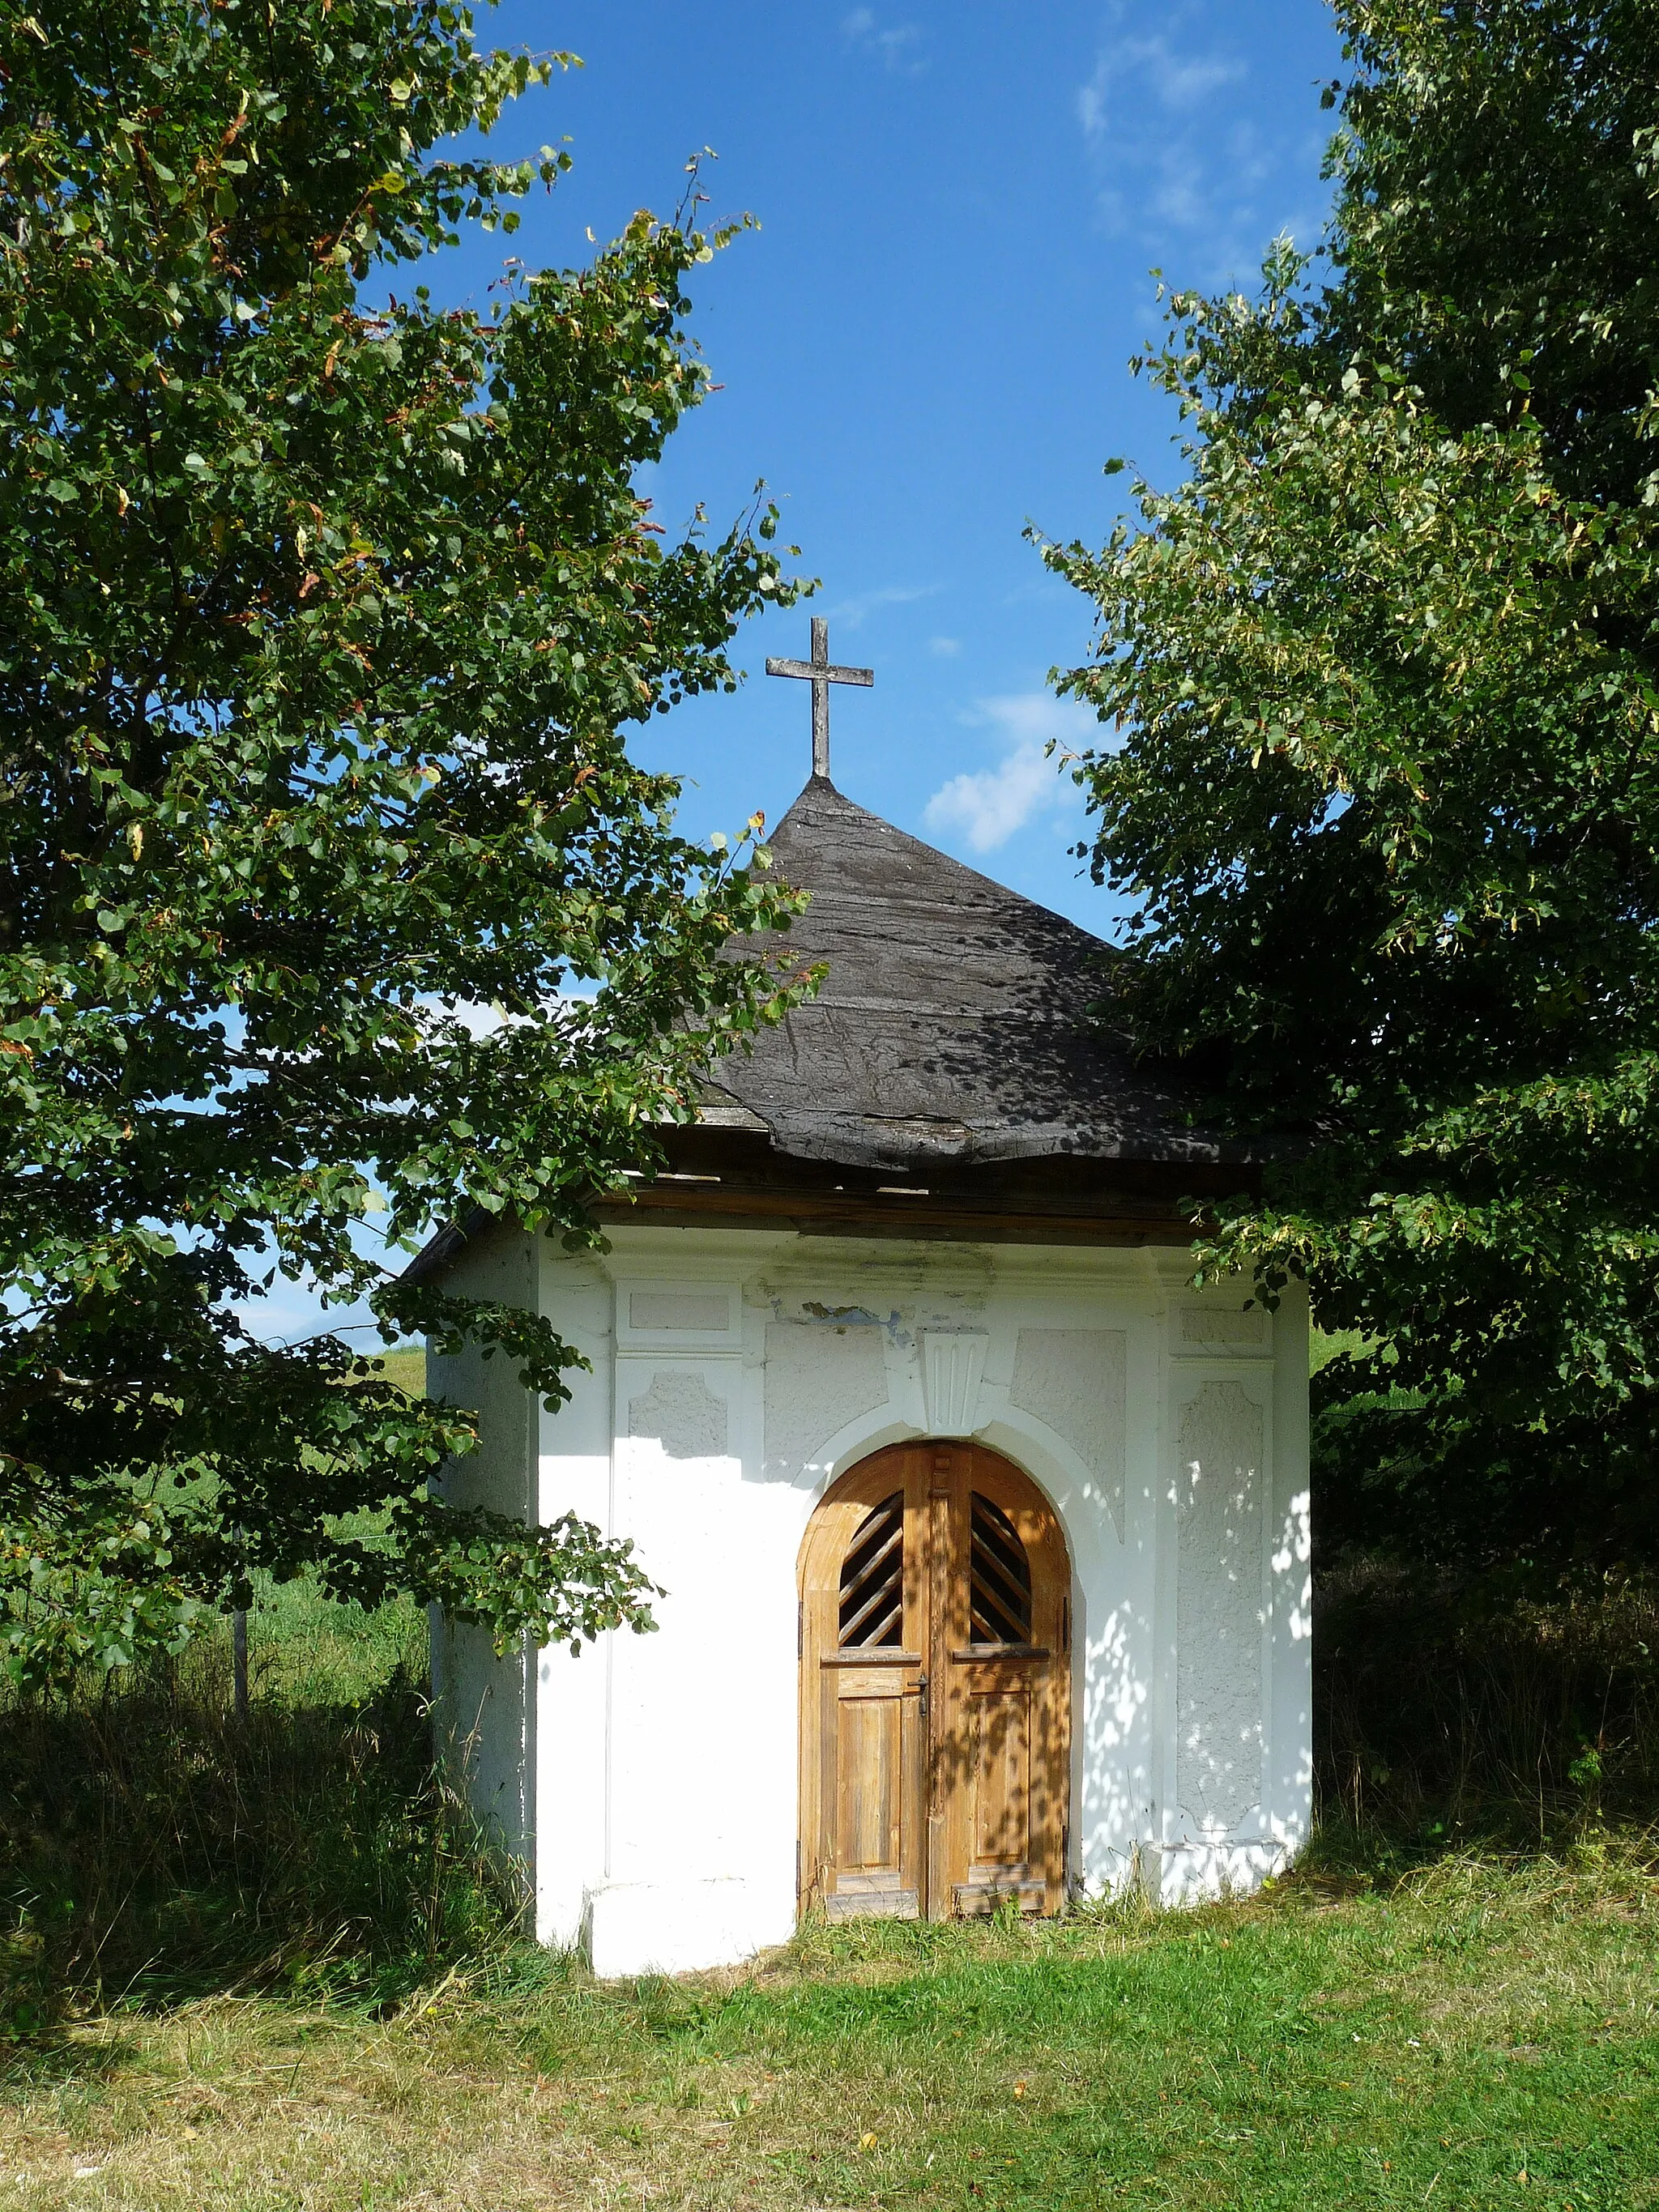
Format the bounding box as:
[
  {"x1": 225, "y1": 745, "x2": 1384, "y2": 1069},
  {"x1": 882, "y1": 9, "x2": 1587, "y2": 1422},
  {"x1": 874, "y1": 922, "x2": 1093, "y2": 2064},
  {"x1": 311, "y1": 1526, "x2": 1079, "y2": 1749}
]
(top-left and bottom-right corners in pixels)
[{"x1": 416, "y1": 624, "x2": 1311, "y2": 1978}]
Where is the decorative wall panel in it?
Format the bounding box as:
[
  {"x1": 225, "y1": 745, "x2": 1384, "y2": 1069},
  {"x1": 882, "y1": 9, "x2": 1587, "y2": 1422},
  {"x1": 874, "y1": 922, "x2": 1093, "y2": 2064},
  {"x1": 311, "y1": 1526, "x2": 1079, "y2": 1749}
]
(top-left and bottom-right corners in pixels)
[
  {"x1": 627, "y1": 1369, "x2": 729, "y2": 1460},
  {"x1": 1175, "y1": 1380, "x2": 1264, "y2": 1831},
  {"x1": 1180, "y1": 1307, "x2": 1265, "y2": 1345},
  {"x1": 1009, "y1": 1328, "x2": 1127, "y2": 1538},
  {"x1": 629, "y1": 1291, "x2": 731, "y2": 1333},
  {"x1": 763, "y1": 1321, "x2": 889, "y2": 1482}
]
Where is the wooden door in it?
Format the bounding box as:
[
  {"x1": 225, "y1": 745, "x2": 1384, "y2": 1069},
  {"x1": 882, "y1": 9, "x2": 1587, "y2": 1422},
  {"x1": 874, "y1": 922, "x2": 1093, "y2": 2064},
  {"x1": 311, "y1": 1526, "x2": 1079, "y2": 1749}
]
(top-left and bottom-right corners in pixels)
[{"x1": 798, "y1": 1442, "x2": 1071, "y2": 1921}]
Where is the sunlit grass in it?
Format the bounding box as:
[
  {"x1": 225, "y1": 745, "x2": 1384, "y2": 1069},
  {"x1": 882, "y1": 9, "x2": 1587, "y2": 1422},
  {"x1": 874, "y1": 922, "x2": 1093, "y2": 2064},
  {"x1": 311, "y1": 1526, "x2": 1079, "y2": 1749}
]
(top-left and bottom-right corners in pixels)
[
  {"x1": 2, "y1": 1852, "x2": 1656, "y2": 2209},
  {"x1": 367, "y1": 1346, "x2": 425, "y2": 1400},
  {"x1": 238, "y1": 1569, "x2": 426, "y2": 1711}
]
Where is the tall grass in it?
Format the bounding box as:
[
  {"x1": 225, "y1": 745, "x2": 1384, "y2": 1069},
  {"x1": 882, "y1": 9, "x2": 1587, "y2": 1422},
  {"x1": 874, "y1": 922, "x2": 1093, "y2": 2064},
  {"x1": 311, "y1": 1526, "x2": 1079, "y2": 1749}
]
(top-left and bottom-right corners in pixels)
[
  {"x1": 0, "y1": 1601, "x2": 518, "y2": 2039},
  {"x1": 1314, "y1": 1557, "x2": 1659, "y2": 1852},
  {"x1": 0, "y1": 1345, "x2": 527, "y2": 2039}
]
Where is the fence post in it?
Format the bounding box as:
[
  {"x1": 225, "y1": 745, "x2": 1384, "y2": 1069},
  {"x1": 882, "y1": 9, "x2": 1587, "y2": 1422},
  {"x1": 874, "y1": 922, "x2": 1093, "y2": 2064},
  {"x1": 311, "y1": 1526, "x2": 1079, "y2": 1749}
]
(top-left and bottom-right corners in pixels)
[{"x1": 232, "y1": 1605, "x2": 249, "y2": 1721}]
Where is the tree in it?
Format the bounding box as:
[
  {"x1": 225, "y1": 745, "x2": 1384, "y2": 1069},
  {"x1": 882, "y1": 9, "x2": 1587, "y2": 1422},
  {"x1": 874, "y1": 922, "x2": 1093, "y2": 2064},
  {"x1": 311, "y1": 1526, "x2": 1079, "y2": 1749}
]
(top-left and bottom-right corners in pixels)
[
  {"x1": 0, "y1": 0, "x2": 806, "y2": 1687},
  {"x1": 1043, "y1": 0, "x2": 1659, "y2": 1574}
]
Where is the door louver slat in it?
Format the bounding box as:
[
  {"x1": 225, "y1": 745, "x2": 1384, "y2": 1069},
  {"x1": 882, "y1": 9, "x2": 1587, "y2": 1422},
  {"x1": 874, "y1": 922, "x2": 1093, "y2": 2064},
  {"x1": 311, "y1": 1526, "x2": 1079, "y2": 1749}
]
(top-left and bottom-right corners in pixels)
[
  {"x1": 839, "y1": 1492, "x2": 905, "y2": 1647},
  {"x1": 969, "y1": 1491, "x2": 1032, "y2": 1646}
]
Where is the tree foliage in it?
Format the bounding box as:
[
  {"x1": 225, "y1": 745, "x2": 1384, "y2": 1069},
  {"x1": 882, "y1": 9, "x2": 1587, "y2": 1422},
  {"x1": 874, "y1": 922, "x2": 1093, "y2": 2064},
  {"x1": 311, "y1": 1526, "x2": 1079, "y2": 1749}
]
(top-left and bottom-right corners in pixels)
[
  {"x1": 0, "y1": 0, "x2": 806, "y2": 1685},
  {"x1": 1045, "y1": 0, "x2": 1659, "y2": 1573}
]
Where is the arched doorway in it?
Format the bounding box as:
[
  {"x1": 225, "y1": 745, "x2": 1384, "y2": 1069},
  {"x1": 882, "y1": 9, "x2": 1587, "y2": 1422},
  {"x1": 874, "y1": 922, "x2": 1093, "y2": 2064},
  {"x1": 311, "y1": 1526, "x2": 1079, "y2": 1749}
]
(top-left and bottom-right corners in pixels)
[{"x1": 797, "y1": 1439, "x2": 1072, "y2": 1920}]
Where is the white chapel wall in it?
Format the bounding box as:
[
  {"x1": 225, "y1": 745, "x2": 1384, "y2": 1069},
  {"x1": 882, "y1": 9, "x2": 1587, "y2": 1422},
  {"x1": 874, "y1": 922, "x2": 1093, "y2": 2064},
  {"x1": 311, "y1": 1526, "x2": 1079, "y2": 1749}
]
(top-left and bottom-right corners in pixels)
[
  {"x1": 1175, "y1": 1378, "x2": 1266, "y2": 1830},
  {"x1": 433, "y1": 1221, "x2": 1312, "y2": 1973},
  {"x1": 601, "y1": 1256, "x2": 801, "y2": 1971},
  {"x1": 1158, "y1": 1270, "x2": 1311, "y2": 1903},
  {"x1": 426, "y1": 1222, "x2": 537, "y2": 1871}
]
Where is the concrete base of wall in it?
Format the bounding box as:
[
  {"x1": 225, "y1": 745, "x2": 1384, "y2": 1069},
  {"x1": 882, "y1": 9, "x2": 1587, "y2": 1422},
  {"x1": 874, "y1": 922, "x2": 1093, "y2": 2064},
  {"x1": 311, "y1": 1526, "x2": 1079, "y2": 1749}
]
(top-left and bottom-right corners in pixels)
[
  {"x1": 582, "y1": 1877, "x2": 795, "y2": 1980},
  {"x1": 1155, "y1": 1839, "x2": 1296, "y2": 1906}
]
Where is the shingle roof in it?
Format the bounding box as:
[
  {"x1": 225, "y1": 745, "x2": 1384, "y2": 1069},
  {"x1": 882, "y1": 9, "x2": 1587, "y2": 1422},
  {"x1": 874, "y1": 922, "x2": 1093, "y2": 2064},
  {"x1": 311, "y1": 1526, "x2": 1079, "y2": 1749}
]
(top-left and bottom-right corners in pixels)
[{"x1": 704, "y1": 775, "x2": 1230, "y2": 1173}]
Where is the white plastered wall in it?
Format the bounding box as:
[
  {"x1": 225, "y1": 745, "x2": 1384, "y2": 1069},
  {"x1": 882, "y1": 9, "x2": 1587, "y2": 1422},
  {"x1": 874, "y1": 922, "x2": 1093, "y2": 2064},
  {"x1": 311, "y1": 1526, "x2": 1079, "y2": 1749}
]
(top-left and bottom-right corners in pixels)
[
  {"x1": 431, "y1": 1221, "x2": 1311, "y2": 1974},
  {"x1": 426, "y1": 1225, "x2": 537, "y2": 1878},
  {"x1": 1153, "y1": 1253, "x2": 1312, "y2": 1904}
]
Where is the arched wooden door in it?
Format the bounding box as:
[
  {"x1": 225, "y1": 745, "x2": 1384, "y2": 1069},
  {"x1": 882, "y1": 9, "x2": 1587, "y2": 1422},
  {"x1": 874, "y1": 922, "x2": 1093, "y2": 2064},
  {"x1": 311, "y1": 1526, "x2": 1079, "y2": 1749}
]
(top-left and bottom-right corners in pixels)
[{"x1": 798, "y1": 1440, "x2": 1071, "y2": 1920}]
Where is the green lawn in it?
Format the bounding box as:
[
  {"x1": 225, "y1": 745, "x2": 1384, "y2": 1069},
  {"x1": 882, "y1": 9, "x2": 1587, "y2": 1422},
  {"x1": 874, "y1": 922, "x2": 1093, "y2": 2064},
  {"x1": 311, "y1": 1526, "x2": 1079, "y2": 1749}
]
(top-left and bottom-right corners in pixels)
[
  {"x1": 2, "y1": 1852, "x2": 1657, "y2": 2209},
  {"x1": 368, "y1": 1346, "x2": 425, "y2": 1400}
]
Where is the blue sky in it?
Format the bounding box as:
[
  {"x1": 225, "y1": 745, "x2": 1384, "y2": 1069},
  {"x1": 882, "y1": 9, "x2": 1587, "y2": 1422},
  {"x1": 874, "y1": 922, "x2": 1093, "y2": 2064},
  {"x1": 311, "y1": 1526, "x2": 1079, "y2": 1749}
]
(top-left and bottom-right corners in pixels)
[
  {"x1": 249, "y1": 1, "x2": 1348, "y2": 1343},
  {"x1": 446, "y1": 0, "x2": 1346, "y2": 923}
]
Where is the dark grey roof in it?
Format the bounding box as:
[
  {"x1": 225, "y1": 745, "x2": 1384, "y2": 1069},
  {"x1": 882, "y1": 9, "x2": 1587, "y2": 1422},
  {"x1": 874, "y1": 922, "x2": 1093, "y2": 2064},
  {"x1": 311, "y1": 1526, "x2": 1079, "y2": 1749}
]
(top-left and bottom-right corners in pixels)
[{"x1": 706, "y1": 776, "x2": 1230, "y2": 1173}]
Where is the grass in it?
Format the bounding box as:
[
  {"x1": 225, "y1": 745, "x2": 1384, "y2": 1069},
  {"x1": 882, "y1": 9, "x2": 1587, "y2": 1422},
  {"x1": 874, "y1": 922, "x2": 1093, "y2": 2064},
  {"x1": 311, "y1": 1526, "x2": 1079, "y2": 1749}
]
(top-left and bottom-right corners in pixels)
[
  {"x1": 1, "y1": 1852, "x2": 1657, "y2": 2209},
  {"x1": 367, "y1": 1347, "x2": 425, "y2": 1402},
  {"x1": 1318, "y1": 1559, "x2": 1659, "y2": 1847},
  {"x1": 0, "y1": 1635, "x2": 502, "y2": 2033},
  {"x1": 237, "y1": 1341, "x2": 427, "y2": 1710},
  {"x1": 237, "y1": 1558, "x2": 426, "y2": 1710}
]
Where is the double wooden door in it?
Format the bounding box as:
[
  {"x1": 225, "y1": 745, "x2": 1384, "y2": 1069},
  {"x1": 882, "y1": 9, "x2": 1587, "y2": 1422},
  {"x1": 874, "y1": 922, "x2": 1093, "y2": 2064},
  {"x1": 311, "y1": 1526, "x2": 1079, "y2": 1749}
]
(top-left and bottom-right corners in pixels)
[{"x1": 798, "y1": 1441, "x2": 1071, "y2": 1920}]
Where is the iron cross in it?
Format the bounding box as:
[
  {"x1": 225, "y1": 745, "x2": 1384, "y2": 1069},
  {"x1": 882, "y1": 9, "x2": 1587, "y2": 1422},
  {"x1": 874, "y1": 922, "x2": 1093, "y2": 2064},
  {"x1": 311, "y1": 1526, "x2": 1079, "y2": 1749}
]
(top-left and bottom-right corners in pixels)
[{"x1": 765, "y1": 617, "x2": 873, "y2": 781}]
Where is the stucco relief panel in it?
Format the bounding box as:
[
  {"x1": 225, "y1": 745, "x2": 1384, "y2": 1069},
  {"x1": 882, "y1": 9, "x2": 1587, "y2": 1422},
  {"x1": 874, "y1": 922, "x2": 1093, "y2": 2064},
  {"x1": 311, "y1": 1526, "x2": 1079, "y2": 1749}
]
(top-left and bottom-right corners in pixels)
[
  {"x1": 629, "y1": 1291, "x2": 731, "y2": 1333},
  {"x1": 1179, "y1": 1306, "x2": 1266, "y2": 1346},
  {"x1": 762, "y1": 1320, "x2": 889, "y2": 1482},
  {"x1": 626, "y1": 1369, "x2": 729, "y2": 1461},
  {"x1": 1175, "y1": 1379, "x2": 1265, "y2": 1833},
  {"x1": 1009, "y1": 1328, "x2": 1127, "y2": 1539}
]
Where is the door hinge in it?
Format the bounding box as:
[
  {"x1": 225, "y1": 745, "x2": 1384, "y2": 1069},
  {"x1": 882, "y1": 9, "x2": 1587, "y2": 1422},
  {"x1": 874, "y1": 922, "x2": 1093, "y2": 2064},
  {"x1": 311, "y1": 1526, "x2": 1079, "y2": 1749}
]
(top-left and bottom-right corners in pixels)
[{"x1": 797, "y1": 1600, "x2": 804, "y2": 1659}]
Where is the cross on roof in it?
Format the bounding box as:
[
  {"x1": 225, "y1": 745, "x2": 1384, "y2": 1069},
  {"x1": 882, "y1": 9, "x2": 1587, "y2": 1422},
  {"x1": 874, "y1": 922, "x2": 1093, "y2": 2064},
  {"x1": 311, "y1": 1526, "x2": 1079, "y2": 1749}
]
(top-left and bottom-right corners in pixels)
[{"x1": 765, "y1": 617, "x2": 873, "y2": 782}]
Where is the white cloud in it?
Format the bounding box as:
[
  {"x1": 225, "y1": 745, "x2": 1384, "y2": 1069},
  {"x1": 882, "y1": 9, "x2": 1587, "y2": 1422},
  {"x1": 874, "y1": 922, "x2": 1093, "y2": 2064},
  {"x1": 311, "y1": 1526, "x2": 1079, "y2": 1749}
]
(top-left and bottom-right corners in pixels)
[
  {"x1": 817, "y1": 581, "x2": 939, "y2": 629},
  {"x1": 927, "y1": 742, "x2": 1058, "y2": 853},
  {"x1": 1077, "y1": 34, "x2": 1244, "y2": 138},
  {"x1": 928, "y1": 635, "x2": 961, "y2": 657},
  {"x1": 416, "y1": 981, "x2": 599, "y2": 1035},
  {"x1": 923, "y1": 693, "x2": 1100, "y2": 856},
  {"x1": 842, "y1": 8, "x2": 925, "y2": 73},
  {"x1": 1074, "y1": 12, "x2": 1324, "y2": 280},
  {"x1": 439, "y1": 995, "x2": 510, "y2": 1040}
]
